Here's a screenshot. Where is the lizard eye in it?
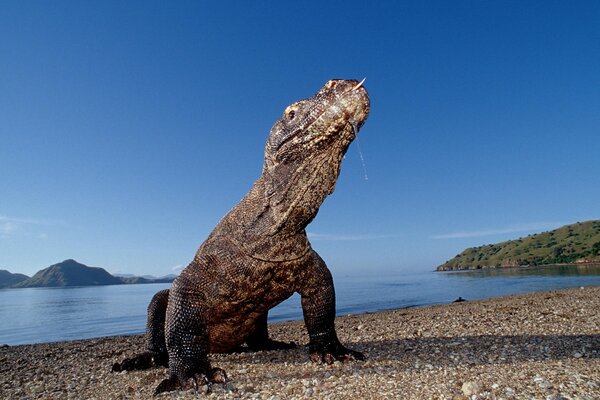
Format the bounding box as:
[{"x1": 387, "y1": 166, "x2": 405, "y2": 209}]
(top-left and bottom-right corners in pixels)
[{"x1": 283, "y1": 105, "x2": 297, "y2": 121}]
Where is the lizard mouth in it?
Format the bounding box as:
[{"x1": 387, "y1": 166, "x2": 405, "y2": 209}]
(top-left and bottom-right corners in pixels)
[
  {"x1": 347, "y1": 80, "x2": 369, "y2": 128},
  {"x1": 330, "y1": 79, "x2": 370, "y2": 138}
]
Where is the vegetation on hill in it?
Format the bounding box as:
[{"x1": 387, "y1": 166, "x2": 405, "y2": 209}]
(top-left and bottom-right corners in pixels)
[
  {"x1": 0, "y1": 269, "x2": 30, "y2": 289},
  {"x1": 13, "y1": 259, "x2": 123, "y2": 287},
  {"x1": 437, "y1": 220, "x2": 600, "y2": 271},
  {"x1": 6, "y1": 259, "x2": 176, "y2": 288}
]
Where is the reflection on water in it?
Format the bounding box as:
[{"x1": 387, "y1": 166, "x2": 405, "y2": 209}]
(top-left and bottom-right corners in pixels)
[
  {"x1": 444, "y1": 264, "x2": 600, "y2": 278},
  {"x1": 0, "y1": 284, "x2": 171, "y2": 346},
  {"x1": 1, "y1": 265, "x2": 599, "y2": 345}
]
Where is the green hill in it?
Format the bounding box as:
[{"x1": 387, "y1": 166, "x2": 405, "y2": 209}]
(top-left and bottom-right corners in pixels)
[
  {"x1": 13, "y1": 259, "x2": 124, "y2": 287},
  {"x1": 0, "y1": 269, "x2": 30, "y2": 288},
  {"x1": 437, "y1": 220, "x2": 600, "y2": 271}
]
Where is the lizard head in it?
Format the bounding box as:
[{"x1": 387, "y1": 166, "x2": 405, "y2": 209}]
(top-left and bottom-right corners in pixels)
[
  {"x1": 262, "y1": 79, "x2": 370, "y2": 232},
  {"x1": 265, "y1": 79, "x2": 370, "y2": 166}
]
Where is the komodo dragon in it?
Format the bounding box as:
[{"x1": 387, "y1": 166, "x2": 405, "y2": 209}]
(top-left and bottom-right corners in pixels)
[{"x1": 113, "y1": 79, "x2": 370, "y2": 394}]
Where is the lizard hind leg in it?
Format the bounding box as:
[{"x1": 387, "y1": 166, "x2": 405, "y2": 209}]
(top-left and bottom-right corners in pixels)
[
  {"x1": 112, "y1": 289, "x2": 170, "y2": 371},
  {"x1": 245, "y1": 311, "x2": 297, "y2": 351}
]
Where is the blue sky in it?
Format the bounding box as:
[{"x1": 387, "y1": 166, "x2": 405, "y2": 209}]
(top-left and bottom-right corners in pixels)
[{"x1": 1, "y1": 1, "x2": 599, "y2": 277}]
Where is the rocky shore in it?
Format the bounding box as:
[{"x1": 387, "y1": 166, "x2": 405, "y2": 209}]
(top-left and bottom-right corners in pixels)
[{"x1": 1, "y1": 286, "x2": 599, "y2": 399}]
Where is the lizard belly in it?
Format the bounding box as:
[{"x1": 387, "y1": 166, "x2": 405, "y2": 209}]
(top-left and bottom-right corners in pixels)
[
  {"x1": 208, "y1": 270, "x2": 294, "y2": 353},
  {"x1": 206, "y1": 283, "x2": 295, "y2": 352}
]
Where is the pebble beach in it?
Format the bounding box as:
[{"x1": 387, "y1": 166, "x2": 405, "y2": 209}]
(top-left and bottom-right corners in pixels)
[{"x1": 1, "y1": 286, "x2": 598, "y2": 399}]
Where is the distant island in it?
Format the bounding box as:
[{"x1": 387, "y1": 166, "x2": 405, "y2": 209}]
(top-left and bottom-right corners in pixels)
[
  {"x1": 437, "y1": 220, "x2": 600, "y2": 271},
  {"x1": 0, "y1": 259, "x2": 176, "y2": 289}
]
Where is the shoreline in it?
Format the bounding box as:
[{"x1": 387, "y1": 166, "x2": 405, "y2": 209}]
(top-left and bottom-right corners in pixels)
[
  {"x1": 1, "y1": 287, "x2": 599, "y2": 399},
  {"x1": 436, "y1": 262, "x2": 600, "y2": 272}
]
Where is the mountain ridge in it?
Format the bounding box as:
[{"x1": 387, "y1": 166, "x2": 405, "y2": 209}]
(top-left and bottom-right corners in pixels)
[
  {"x1": 2, "y1": 259, "x2": 175, "y2": 288},
  {"x1": 0, "y1": 269, "x2": 30, "y2": 289}
]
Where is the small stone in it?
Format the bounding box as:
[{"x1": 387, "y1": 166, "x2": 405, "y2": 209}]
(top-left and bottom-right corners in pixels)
[
  {"x1": 491, "y1": 383, "x2": 500, "y2": 390},
  {"x1": 461, "y1": 381, "x2": 481, "y2": 396},
  {"x1": 546, "y1": 395, "x2": 570, "y2": 400},
  {"x1": 31, "y1": 385, "x2": 44, "y2": 394},
  {"x1": 573, "y1": 352, "x2": 583, "y2": 358},
  {"x1": 539, "y1": 381, "x2": 553, "y2": 390}
]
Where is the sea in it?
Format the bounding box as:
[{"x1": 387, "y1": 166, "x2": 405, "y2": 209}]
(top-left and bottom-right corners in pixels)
[{"x1": 1, "y1": 265, "x2": 599, "y2": 346}]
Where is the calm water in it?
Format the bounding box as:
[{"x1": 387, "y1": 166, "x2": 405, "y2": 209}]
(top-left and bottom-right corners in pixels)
[{"x1": 1, "y1": 265, "x2": 599, "y2": 345}]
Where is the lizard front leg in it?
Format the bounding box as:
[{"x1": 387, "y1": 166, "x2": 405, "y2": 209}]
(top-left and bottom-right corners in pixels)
[
  {"x1": 154, "y1": 284, "x2": 226, "y2": 395},
  {"x1": 298, "y1": 251, "x2": 364, "y2": 364}
]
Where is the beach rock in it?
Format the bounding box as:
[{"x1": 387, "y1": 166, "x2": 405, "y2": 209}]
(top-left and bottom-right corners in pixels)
[
  {"x1": 461, "y1": 381, "x2": 481, "y2": 396},
  {"x1": 545, "y1": 395, "x2": 570, "y2": 400}
]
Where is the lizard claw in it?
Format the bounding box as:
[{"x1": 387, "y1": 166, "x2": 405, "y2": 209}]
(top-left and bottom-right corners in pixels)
[
  {"x1": 154, "y1": 376, "x2": 182, "y2": 395},
  {"x1": 310, "y1": 342, "x2": 365, "y2": 364},
  {"x1": 154, "y1": 373, "x2": 208, "y2": 395},
  {"x1": 153, "y1": 367, "x2": 228, "y2": 395},
  {"x1": 112, "y1": 351, "x2": 167, "y2": 372},
  {"x1": 209, "y1": 367, "x2": 228, "y2": 384}
]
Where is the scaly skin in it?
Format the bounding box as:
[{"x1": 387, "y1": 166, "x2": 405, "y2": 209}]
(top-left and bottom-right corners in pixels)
[{"x1": 113, "y1": 79, "x2": 370, "y2": 394}]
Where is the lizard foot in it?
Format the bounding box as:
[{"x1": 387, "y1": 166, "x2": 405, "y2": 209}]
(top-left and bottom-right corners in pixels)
[
  {"x1": 112, "y1": 351, "x2": 168, "y2": 372},
  {"x1": 154, "y1": 367, "x2": 227, "y2": 395},
  {"x1": 310, "y1": 341, "x2": 365, "y2": 364}
]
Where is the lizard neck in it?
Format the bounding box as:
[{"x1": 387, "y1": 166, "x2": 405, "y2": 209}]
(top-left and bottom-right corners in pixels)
[{"x1": 206, "y1": 176, "x2": 315, "y2": 262}]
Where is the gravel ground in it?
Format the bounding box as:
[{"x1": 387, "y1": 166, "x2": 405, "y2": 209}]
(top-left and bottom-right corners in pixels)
[{"x1": 1, "y1": 286, "x2": 599, "y2": 399}]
